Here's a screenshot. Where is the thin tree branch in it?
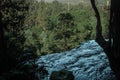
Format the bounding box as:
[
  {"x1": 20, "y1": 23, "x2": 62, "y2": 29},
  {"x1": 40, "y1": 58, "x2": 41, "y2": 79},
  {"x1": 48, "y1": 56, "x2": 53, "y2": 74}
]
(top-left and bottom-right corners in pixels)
[{"x1": 90, "y1": 0, "x2": 108, "y2": 50}]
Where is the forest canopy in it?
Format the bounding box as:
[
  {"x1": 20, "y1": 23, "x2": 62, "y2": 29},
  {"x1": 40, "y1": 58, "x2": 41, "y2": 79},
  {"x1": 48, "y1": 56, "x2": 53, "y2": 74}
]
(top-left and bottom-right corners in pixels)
[{"x1": 23, "y1": 0, "x2": 109, "y2": 55}]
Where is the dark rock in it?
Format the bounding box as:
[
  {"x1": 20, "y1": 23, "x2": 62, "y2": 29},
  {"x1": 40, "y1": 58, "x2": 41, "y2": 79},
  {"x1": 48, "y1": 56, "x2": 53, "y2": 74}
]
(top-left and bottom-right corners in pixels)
[
  {"x1": 0, "y1": 76, "x2": 6, "y2": 80},
  {"x1": 50, "y1": 69, "x2": 74, "y2": 80}
]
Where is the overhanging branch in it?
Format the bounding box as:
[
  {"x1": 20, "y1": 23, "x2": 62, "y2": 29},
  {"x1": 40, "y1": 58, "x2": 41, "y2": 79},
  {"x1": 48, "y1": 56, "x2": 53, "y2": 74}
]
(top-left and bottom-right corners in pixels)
[{"x1": 90, "y1": 0, "x2": 108, "y2": 51}]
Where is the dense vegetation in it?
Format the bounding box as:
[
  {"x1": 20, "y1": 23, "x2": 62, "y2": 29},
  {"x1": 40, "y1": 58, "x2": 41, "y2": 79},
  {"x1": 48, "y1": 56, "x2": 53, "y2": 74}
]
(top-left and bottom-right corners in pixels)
[
  {"x1": 0, "y1": 0, "x2": 110, "y2": 80},
  {"x1": 0, "y1": 0, "x2": 28, "y2": 72},
  {"x1": 0, "y1": 0, "x2": 37, "y2": 80},
  {"x1": 24, "y1": 0, "x2": 109, "y2": 55}
]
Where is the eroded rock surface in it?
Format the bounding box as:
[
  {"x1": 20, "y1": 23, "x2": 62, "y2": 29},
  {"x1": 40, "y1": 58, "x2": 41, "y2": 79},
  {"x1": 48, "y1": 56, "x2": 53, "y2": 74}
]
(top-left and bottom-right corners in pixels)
[{"x1": 36, "y1": 40, "x2": 116, "y2": 80}]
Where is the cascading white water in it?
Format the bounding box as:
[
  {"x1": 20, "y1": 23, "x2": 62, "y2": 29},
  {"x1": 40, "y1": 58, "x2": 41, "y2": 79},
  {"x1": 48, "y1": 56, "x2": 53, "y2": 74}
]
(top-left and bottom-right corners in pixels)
[{"x1": 36, "y1": 40, "x2": 116, "y2": 80}]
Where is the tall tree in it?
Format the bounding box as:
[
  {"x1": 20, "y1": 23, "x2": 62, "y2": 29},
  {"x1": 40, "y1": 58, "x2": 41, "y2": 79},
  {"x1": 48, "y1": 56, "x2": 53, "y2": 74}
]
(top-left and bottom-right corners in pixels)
[
  {"x1": 90, "y1": 0, "x2": 120, "y2": 79},
  {"x1": 0, "y1": 0, "x2": 29, "y2": 74}
]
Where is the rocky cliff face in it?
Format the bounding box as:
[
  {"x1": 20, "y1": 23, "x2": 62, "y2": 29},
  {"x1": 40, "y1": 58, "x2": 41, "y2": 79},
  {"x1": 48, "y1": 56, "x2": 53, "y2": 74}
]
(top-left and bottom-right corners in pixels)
[{"x1": 36, "y1": 40, "x2": 116, "y2": 80}]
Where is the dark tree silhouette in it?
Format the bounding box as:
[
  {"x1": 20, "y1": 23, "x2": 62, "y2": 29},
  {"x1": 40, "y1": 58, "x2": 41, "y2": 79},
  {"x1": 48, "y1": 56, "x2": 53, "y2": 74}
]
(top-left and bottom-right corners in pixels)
[
  {"x1": 0, "y1": 0, "x2": 29, "y2": 74},
  {"x1": 90, "y1": 0, "x2": 120, "y2": 79}
]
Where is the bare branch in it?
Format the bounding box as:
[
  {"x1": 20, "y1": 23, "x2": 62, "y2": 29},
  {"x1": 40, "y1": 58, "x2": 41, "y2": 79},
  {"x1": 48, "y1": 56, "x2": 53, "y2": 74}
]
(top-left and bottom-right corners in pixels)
[{"x1": 90, "y1": 0, "x2": 108, "y2": 50}]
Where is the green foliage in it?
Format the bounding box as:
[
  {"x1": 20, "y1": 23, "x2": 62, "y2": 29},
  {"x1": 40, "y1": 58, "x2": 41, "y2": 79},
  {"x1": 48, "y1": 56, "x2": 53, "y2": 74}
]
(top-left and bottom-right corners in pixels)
[
  {"x1": 0, "y1": 0, "x2": 36, "y2": 76},
  {"x1": 24, "y1": 0, "x2": 109, "y2": 55},
  {"x1": 0, "y1": 0, "x2": 109, "y2": 79},
  {"x1": 1, "y1": 0, "x2": 28, "y2": 54}
]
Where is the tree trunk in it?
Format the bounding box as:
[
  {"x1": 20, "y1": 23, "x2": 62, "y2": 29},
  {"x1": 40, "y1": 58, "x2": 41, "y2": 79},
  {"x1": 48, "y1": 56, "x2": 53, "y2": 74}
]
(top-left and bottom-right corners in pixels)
[
  {"x1": 90, "y1": 0, "x2": 120, "y2": 79},
  {"x1": 0, "y1": 10, "x2": 8, "y2": 74},
  {"x1": 0, "y1": 20, "x2": 7, "y2": 74}
]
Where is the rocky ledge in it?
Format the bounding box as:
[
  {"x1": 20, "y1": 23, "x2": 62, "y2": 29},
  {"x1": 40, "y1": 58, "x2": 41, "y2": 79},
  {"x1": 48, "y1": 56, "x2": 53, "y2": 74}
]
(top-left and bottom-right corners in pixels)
[{"x1": 36, "y1": 40, "x2": 116, "y2": 80}]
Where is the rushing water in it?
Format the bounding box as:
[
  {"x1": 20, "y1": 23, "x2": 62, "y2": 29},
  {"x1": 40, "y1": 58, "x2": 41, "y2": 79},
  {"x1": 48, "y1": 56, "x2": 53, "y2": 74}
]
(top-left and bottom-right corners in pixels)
[{"x1": 36, "y1": 40, "x2": 116, "y2": 80}]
